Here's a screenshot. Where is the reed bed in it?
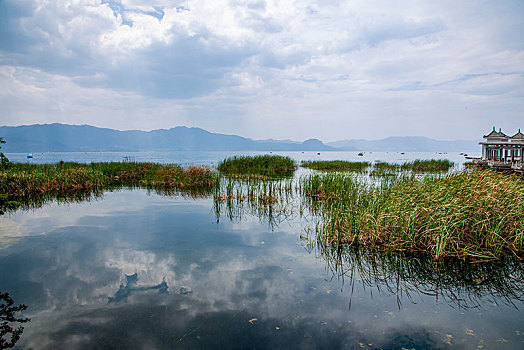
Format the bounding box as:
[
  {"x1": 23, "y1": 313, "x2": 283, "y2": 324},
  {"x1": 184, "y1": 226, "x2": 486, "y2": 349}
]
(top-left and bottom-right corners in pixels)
[
  {"x1": 301, "y1": 169, "x2": 524, "y2": 260},
  {"x1": 300, "y1": 160, "x2": 371, "y2": 172},
  {"x1": 217, "y1": 155, "x2": 296, "y2": 177},
  {"x1": 373, "y1": 161, "x2": 400, "y2": 171},
  {"x1": 401, "y1": 159, "x2": 454, "y2": 172},
  {"x1": 0, "y1": 162, "x2": 218, "y2": 212},
  {"x1": 373, "y1": 159, "x2": 454, "y2": 173}
]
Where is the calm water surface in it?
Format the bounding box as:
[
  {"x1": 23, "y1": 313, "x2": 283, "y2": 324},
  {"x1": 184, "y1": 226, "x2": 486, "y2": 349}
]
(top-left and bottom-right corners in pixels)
[
  {"x1": 6, "y1": 150, "x2": 475, "y2": 167},
  {"x1": 1, "y1": 151, "x2": 522, "y2": 349}
]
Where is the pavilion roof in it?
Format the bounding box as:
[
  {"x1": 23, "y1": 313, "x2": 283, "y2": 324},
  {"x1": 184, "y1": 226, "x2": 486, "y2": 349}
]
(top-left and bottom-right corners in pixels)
[
  {"x1": 511, "y1": 129, "x2": 524, "y2": 139},
  {"x1": 483, "y1": 127, "x2": 508, "y2": 138}
]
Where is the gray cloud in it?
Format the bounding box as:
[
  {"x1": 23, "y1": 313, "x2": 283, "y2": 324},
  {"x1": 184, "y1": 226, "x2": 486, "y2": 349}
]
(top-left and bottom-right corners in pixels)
[{"x1": 0, "y1": 0, "x2": 523, "y2": 140}]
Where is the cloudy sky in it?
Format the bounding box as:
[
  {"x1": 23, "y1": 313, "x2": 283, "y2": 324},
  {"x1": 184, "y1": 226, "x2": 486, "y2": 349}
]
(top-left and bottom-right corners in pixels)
[{"x1": 0, "y1": 0, "x2": 523, "y2": 141}]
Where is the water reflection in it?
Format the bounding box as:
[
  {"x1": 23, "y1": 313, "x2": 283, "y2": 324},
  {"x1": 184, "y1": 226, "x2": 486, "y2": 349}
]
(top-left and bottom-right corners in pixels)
[
  {"x1": 212, "y1": 176, "x2": 524, "y2": 310},
  {"x1": 306, "y1": 241, "x2": 524, "y2": 310},
  {"x1": 0, "y1": 184, "x2": 214, "y2": 215},
  {"x1": 0, "y1": 291, "x2": 30, "y2": 348},
  {"x1": 1, "y1": 188, "x2": 523, "y2": 348},
  {"x1": 108, "y1": 273, "x2": 169, "y2": 303},
  {"x1": 212, "y1": 177, "x2": 299, "y2": 231}
]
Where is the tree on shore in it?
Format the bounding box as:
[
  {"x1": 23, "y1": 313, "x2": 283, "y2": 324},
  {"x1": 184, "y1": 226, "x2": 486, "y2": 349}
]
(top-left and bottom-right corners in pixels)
[
  {"x1": 0, "y1": 138, "x2": 9, "y2": 168},
  {"x1": 0, "y1": 291, "x2": 30, "y2": 348}
]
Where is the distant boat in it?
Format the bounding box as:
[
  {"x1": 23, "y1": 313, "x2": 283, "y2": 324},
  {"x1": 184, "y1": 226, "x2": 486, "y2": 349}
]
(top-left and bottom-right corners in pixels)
[
  {"x1": 358, "y1": 152, "x2": 364, "y2": 156},
  {"x1": 26, "y1": 153, "x2": 33, "y2": 159}
]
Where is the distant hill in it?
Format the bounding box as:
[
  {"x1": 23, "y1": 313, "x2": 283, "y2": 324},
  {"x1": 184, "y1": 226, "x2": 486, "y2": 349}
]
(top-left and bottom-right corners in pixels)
[
  {"x1": 327, "y1": 136, "x2": 478, "y2": 152},
  {"x1": 0, "y1": 124, "x2": 336, "y2": 152},
  {"x1": 0, "y1": 124, "x2": 479, "y2": 153}
]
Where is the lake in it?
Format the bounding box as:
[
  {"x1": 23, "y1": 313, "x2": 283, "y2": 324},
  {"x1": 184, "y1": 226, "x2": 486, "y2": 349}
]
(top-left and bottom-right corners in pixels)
[
  {"x1": 1, "y1": 151, "x2": 522, "y2": 349},
  {"x1": 7, "y1": 150, "x2": 474, "y2": 167}
]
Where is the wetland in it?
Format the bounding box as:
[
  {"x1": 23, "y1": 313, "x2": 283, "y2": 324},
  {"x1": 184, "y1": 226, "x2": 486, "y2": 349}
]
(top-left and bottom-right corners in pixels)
[{"x1": 0, "y1": 151, "x2": 523, "y2": 349}]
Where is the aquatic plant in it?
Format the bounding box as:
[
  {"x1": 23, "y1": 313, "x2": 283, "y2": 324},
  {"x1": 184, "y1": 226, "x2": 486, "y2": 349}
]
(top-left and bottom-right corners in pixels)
[
  {"x1": 400, "y1": 159, "x2": 454, "y2": 172},
  {"x1": 300, "y1": 160, "x2": 371, "y2": 172},
  {"x1": 301, "y1": 169, "x2": 524, "y2": 260},
  {"x1": 217, "y1": 155, "x2": 296, "y2": 177},
  {"x1": 373, "y1": 159, "x2": 454, "y2": 173},
  {"x1": 373, "y1": 161, "x2": 400, "y2": 171},
  {"x1": 0, "y1": 162, "x2": 219, "y2": 212},
  {"x1": 213, "y1": 176, "x2": 297, "y2": 229}
]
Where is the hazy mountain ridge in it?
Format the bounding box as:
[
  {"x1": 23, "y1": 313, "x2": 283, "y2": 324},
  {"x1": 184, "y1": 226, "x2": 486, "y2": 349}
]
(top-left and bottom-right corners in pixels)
[
  {"x1": 0, "y1": 124, "x2": 479, "y2": 152},
  {"x1": 0, "y1": 124, "x2": 336, "y2": 152}
]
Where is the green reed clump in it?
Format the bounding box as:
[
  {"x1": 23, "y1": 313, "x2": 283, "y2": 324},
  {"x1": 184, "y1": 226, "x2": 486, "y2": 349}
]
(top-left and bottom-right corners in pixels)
[
  {"x1": 373, "y1": 161, "x2": 401, "y2": 171},
  {"x1": 400, "y1": 159, "x2": 454, "y2": 172},
  {"x1": 301, "y1": 169, "x2": 524, "y2": 260},
  {"x1": 373, "y1": 159, "x2": 454, "y2": 173},
  {"x1": 149, "y1": 165, "x2": 218, "y2": 188},
  {"x1": 300, "y1": 160, "x2": 371, "y2": 172},
  {"x1": 89, "y1": 162, "x2": 162, "y2": 184},
  {"x1": 217, "y1": 155, "x2": 296, "y2": 176}
]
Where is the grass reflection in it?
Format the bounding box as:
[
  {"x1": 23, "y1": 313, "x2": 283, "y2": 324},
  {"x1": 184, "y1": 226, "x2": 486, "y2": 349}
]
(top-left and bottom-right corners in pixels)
[
  {"x1": 213, "y1": 176, "x2": 298, "y2": 229},
  {"x1": 303, "y1": 238, "x2": 524, "y2": 310}
]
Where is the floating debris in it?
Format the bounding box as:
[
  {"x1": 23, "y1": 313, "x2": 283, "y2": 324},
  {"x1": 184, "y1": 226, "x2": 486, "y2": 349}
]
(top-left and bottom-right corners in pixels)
[
  {"x1": 466, "y1": 329, "x2": 476, "y2": 337},
  {"x1": 179, "y1": 287, "x2": 192, "y2": 295}
]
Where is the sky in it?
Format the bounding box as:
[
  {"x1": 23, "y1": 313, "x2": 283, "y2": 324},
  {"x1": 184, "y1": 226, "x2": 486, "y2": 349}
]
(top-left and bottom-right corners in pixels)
[{"x1": 0, "y1": 0, "x2": 523, "y2": 142}]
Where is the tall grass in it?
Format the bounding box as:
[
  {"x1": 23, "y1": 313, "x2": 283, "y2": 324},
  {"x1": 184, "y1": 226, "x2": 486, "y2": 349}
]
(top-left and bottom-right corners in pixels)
[
  {"x1": 401, "y1": 159, "x2": 454, "y2": 172},
  {"x1": 373, "y1": 159, "x2": 454, "y2": 173},
  {"x1": 373, "y1": 161, "x2": 400, "y2": 171},
  {"x1": 300, "y1": 160, "x2": 371, "y2": 172},
  {"x1": 0, "y1": 162, "x2": 218, "y2": 212},
  {"x1": 217, "y1": 155, "x2": 296, "y2": 177},
  {"x1": 301, "y1": 169, "x2": 524, "y2": 259}
]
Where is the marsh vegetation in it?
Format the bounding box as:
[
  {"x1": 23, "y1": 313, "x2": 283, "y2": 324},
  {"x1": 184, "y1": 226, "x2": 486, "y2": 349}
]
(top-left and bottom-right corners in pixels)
[
  {"x1": 301, "y1": 169, "x2": 524, "y2": 259},
  {"x1": 300, "y1": 159, "x2": 454, "y2": 174},
  {"x1": 300, "y1": 160, "x2": 371, "y2": 172},
  {"x1": 212, "y1": 164, "x2": 523, "y2": 260},
  {"x1": 1, "y1": 156, "x2": 522, "y2": 260},
  {"x1": 2, "y1": 155, "x2": 523, "y2": 349},
  {"x1": 0, "y1": 162, "x2": 218, "y2": 212},
  {"x1": 217, "y1": 155, "x2": 296, "y2": 177}
]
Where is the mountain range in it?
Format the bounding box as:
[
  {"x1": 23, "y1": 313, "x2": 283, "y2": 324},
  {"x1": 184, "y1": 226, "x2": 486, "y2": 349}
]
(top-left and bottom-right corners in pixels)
[{"x1": 0, "y1": 123, "x2": 478, "y2": 152}]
